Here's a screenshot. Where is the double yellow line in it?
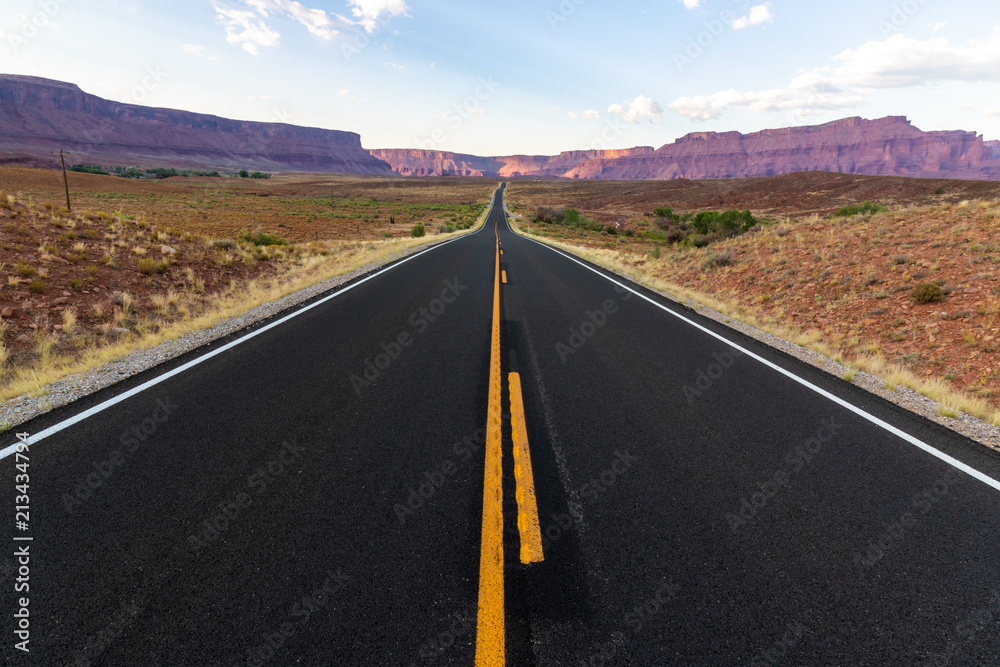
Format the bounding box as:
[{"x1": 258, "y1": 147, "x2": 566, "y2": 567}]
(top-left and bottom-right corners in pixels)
[{"x1": 475, "y1": 227, "x2": 543, "y2": 666}]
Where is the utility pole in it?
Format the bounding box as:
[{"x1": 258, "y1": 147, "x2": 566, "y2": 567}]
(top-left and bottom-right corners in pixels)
[{"x1": 54, "y1": 150, "x2": 71, "y2": 211}]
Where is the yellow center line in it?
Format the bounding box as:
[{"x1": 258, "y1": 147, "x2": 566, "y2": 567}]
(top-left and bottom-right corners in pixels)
[
  {"x1": 509, "y1": 372, "x2": 544, "y2": 564},
  {"x1": 475, "y1": 238, "x2": 504, "y2": 667},
  {"x1": 502, "y1": 270, "x2": 507, "y2": 284}
]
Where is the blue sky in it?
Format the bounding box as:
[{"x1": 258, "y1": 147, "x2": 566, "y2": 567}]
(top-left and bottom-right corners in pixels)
[{"x1": 3, "y1": 0, "x2": 1000, "y2": 155}]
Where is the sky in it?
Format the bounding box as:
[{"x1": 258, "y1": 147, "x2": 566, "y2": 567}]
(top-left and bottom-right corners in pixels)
[{"x1": 2, "y1": 0, "x2": 1000, "y2": 156}]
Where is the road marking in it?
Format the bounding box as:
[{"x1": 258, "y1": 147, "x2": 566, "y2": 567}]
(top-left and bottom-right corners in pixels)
[
  {"x1": 502, "y1": 270, "x2": 507, "y2": 284},
  {"x1": 509, "y1": 372, "x2": 544, "y2": 564},
  {"x1": 0, "y1": 196, "x2": 498, "y2": 460},
  {"x1": 475, "y1": 238, "x2": 504, "y2": 667},
  {"x1": 515, "y1": 227, "x2": 1000, "y2": 494}
]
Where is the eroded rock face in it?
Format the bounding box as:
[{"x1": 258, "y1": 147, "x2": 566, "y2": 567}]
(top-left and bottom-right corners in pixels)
[
  {"x1": 374, "y1": 117, "x2": 1000, "y2": 181},
  {"x1": 987, "y1": 140, "x2": 1000, "y2": 160},
  {"x1": 369, "y1": 148, "x2": 656, "y2": 178},
  {"x1": 0, "y1": 74, "x2": 393, "y2": 174}
]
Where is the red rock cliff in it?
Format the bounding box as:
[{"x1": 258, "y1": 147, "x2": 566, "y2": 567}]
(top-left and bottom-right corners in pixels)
[
  {"x1": 375, "y1": 117, "x2": 1000, "y2": 181},
  {"x1": 0, "y1": 74, "x2": 392, "y2": 174}
]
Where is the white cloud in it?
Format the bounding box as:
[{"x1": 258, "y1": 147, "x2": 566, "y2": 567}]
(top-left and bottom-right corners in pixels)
[
  {"x1": 679, "y1": 0, "x2": 702, "y2": 8},
  {"x1": 347, "y1": 0, "x2": 409, "y2": 33},
  {"x1": 214, "y1": 4, "x2": 281, "y2": 54},
  {"x1": 608, "y1": 95, "x2": 663, "y2": 124},
  {"x1": 670, "y1": 28, "x2": 1000, "y2": 121},
  {"x1": 384, "y1": 61, "x2": 406, "y2": 70},
  {"x1": 244, "y1": 94, "x2": 275, "y2": 100},
  {"x1": 241, "y1": 0, "x2": 339, "y2": 38},
  {"x1": 931, "y1": 22, "x2": 946, "y2": 35},
  {"x1": 732, "y1": 4, "x2": 773, "y2": 30},
  {"x1": 569, "y1": 110, "x2": 600, "y2": 120},
  {"x1": 182, "y1": 43, "x2": 222, "y2": 61},
  {"x1": 214, "y1": 0, "x2": 344, "y2": 54}
]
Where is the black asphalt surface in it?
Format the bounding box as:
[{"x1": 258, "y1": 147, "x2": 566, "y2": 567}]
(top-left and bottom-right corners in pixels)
[{"x1": 3, "y1": 185, "x2": 1000, "y2": 666}]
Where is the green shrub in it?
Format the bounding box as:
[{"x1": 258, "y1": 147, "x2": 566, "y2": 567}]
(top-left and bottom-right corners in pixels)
[
  {"x1": 249, "y1": 171, "x2": 270, "y2": 179},
  {"x1": 688, "y1": 234, "x2": 710, "y2": 248},
  {"x1": 29, "y1": 279, "x2": 45, "y2": 294},
  {"x1": 14, "y1": 261, "x2": 35, "y2": 278},
  {"x1": 911, "y1": 282, "x2": 944, "y2": 303},
  {"x1": 136, "y1": 257, "x2": 166, "y2": 275},
  {"x1": 410, "y1": 223, "x2": 426, "y2": 238},
  {"x1": 705, "y1": 251, "x2": 736, "y2": 268},
  {"x1": 237, "y1": 229, "x2": 288, "y2": 246},
  {"x1": 534, "y1": 207, "x2": 565, "y2": 224},
  {"x1": 69, "y1": 164, "x2": 109, "y2": 176},
  {"x1": 146, "y1": 168, "x2": 181, "y2": 179},
  {"x1": 565, "y1": 208, "x2": 580, "y2": 225},
  {"x1": 834, "y1": 201, "x2": 888, "y2": 217},
  {"x1": 653, "y1": 207, "x2": 674, "y2": 218}
]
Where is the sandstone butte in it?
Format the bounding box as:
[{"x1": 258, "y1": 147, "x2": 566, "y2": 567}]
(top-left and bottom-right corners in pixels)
[
  {"x1": 0, "y1": 74, "x2": 392, "y2": 174},
  {"x1": 372, "y1": 117, "x2": 1000, "y2": 181},
  {"x1": 2, "y1": 73, "x2": 999, "y2": 182}
]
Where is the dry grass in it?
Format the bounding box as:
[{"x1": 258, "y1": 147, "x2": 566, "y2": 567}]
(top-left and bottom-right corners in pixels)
[
  {"x1": 0, "y1": 199, "x2": 492, "y2": 403},
  {"x1": 508, "y1": 197, "x2": 1000, "y2": 428}
]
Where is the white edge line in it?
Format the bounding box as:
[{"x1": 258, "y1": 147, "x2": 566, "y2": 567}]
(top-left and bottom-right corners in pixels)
[
  {"x1": 507, "y1": 213, "x2": 1000, "y2": 494},
  {"x1": 0, "y1": 197, "x2": 497, "y2": 460}
]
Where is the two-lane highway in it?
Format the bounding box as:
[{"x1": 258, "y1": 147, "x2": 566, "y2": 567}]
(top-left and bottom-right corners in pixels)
[{"x1": 3, "y1": 185, "x2": 1000, "y2": 665}]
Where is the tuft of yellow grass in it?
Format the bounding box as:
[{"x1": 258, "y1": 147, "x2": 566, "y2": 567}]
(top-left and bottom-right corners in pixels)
[{"x1": 0, "y1": 199, "x2": 493, "y2": 405}]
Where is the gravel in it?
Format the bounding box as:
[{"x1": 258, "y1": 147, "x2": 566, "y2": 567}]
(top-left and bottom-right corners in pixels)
[
  {"x1": 0, "y1": 240, "x2": 450, "y2": 431},
  {"x1": 7, "y1": 230, "x2": 1000, "y2": 457}
]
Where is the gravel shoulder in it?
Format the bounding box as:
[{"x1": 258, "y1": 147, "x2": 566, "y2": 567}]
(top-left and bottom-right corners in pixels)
[
  {"x1": 0, "y1": 237, "x2": 460, "y2": 431},
  {"x1": 511, "y1": 223, "x2": 1000, "y2": 455}
]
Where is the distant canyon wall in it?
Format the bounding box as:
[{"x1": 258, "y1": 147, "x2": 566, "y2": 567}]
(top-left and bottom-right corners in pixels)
[
  {"x1": 374, "y1": 117, "x2": 1000, "y2": 181},
  {"x1": 0, "y1": 74, "x2": 392, "y2": 174}
]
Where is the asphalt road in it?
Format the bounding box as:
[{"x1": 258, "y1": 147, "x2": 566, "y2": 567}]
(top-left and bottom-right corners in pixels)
[{"x1": 3, "y1": 185, "x2": 1000, "y2": 666}]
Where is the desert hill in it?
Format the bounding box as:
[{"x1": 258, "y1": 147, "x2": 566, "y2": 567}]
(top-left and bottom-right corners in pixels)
[{"x1": 0, "y1": 74, "x2": 392, "y2": 174}]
